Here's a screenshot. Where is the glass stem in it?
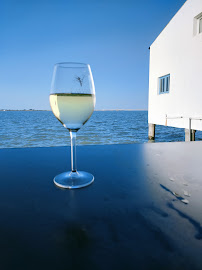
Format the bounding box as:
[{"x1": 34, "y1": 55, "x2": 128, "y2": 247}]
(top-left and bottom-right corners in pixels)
[{"x1": 70, "y1": 131, "x2": 77, "y2": 172}]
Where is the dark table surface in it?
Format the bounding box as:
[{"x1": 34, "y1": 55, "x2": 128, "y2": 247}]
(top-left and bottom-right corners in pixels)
[{"x1": 1, "y1": 142, "x2": 202, "y2": 270}]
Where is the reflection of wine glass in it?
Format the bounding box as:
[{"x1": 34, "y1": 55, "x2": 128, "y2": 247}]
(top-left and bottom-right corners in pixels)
[{"x1": 50, "y1": 62, "x2": 96, "y2": 189}]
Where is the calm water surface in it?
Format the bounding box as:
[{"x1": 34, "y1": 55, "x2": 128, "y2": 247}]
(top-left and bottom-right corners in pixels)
[{"x1": 1, "y1": 111, "x2": 202, "y2": 148}]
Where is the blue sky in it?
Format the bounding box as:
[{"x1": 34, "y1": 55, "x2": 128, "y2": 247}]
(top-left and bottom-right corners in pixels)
[{"x1": 1, "y1": 0, "x2": 186, "y2": 110}]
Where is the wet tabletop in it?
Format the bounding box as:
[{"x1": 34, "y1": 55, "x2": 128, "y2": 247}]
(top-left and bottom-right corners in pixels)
[{"x1": 0, "y1": 142, "x2": 202, "y2": 270}]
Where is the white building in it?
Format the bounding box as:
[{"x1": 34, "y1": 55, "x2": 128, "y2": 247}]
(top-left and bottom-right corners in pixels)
[{"x1": 148, "y1": 0, "x2": 202, "y2": 141}]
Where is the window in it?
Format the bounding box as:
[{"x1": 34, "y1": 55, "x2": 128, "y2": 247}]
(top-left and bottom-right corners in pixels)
[
  {"x1": 199, "y1": 17, "x2": 202, "y2": 33},
  {"x1": 159, "y1": 74, "x2": 170, "y2": 94},
  {"x1": 194, "y1": 13, "x2": 202, "y2": 35}
]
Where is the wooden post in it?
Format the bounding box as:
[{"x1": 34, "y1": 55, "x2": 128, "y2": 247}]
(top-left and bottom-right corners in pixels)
[
  {"x1": 185, "y1": 129, "x2": 191, "y2": 141},
  {"x1": 185, "y1": 118, "x2": 195, "y2": 141},
  {"x1": 148, "y1": 123, "x2": 155, "y2": 140},
  {"x1": 185, "y1": 129, "x2": 196, "y2": 141},
  {"x1": 191, "y1": 130, "x2": 196, "y2": 141},
  {"x1": 185, "y1": 118, "x2": 191, "y2": 142}
]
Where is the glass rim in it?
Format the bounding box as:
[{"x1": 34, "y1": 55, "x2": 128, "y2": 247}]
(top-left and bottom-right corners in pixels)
[{"x1": 54, "y1": 62, "x2": 90, "y2": 68}]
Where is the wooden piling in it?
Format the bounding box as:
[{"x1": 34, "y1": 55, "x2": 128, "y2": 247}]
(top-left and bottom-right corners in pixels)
[
  {"x1": 148, "y1": 123, "x2": 155, "y2": 140},
  {"x1": 185, "y1": 129, "x2": 196, "y2": 141}
]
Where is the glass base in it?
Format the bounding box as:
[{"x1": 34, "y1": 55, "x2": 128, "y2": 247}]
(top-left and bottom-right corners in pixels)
[{"x1": 53, "y1": 171, "x2": 94, "y2": 189}]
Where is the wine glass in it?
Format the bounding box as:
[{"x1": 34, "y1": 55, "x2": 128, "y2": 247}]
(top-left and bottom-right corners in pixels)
[{"x1": 50, "y1": 62, "x2": 96, "y2": 189}]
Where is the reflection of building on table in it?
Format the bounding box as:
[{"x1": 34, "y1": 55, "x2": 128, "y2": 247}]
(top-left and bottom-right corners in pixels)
[{"x1": 148, "y1": 0, "x2": 202, "y2": 141}]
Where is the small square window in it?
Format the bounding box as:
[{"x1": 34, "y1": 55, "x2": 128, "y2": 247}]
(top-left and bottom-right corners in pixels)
[
  {"x1": 193, "y1": 13, "x2": 202, "y2": 36},
  {"x1": 159, "y1": 74, "x2": 170, "y2": 94},
  {"x1": 199, "y1": 17, "x2": 202, "y2": 33}
]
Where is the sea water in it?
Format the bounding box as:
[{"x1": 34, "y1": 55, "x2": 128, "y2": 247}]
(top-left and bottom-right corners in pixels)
[{"x1": 0, "y1": 111, "x2": 202, "y2": 149}]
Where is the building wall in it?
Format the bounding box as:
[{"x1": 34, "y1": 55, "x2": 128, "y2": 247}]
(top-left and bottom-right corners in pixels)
[{"x1": 148, "y1": 0, "x2": 202, "y2": 131}]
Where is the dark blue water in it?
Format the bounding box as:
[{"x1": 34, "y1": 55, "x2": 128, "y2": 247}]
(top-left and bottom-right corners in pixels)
[{"x1": 1, "y1": 111, "x2": 202, "y2": 148}]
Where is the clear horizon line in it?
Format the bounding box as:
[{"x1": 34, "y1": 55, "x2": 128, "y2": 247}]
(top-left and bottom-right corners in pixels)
[
  {"x1": 0, "y1": 108, "x2": 148, "y2": 111},
  {"x1": 95, "y1": 109, "x2": 148, "y2": 111}
]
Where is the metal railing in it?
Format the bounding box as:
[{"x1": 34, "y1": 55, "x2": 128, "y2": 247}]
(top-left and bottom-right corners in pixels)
[{"x1": 165, "y1": 114, "x2": 202, "y2": 130}]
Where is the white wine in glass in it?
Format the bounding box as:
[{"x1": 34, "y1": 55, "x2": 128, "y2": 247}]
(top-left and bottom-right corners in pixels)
[
  {"x1": 49, "y1": 93, "x2": 95, "y2": 131},
  {"x1": 50, "y1": 62, "x2": 96, "y2": 189}
]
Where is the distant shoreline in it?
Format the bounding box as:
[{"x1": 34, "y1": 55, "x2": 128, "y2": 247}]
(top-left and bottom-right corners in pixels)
[
  {"x1": 0, "y1": 109, "x2": 148, "y2": 112},
  {"x1": 0, "y1": 109, "x2": 50, "y2": 112},
  {"x1": 95, "y1": 109, "x2": 148, "y2": 111}
]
